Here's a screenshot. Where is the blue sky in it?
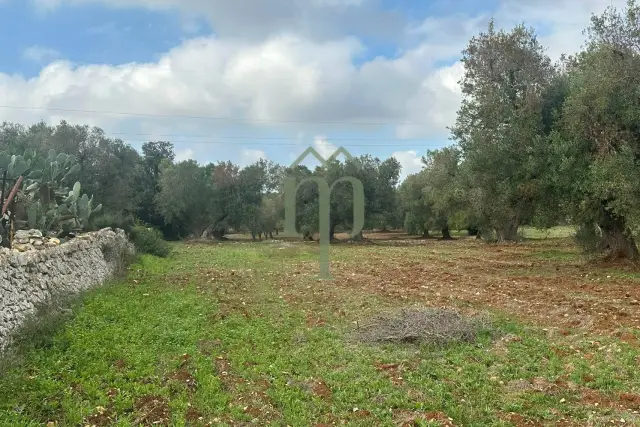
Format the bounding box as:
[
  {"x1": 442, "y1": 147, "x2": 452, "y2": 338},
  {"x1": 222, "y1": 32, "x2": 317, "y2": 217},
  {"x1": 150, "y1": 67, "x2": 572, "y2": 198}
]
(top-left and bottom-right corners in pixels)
[
  {"x1": 0, "y1": 0, "x2": 624, "y2": 179},
  {"x1": 0, "y1": 1, "x2": 210, "y2": 75}
]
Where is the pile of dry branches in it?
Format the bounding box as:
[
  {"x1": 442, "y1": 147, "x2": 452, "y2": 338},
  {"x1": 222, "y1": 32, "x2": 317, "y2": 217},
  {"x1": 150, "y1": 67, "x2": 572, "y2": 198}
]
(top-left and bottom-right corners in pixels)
[{"x1": 352, "y1": 307, "x2": 490, "y2": 346}]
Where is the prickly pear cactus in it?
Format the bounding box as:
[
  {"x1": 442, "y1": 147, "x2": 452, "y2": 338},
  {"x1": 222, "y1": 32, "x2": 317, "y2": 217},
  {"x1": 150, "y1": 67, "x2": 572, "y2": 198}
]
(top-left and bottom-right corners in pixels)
[{"x1": 0, "y1": 149, "x2": 101, "y2": 237}]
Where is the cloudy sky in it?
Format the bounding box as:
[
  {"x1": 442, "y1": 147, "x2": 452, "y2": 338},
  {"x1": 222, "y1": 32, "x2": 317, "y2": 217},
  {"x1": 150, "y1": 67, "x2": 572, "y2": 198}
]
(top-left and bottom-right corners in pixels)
[{"x1": 0, "y1": 0, "x2": 626, "y2": 179}]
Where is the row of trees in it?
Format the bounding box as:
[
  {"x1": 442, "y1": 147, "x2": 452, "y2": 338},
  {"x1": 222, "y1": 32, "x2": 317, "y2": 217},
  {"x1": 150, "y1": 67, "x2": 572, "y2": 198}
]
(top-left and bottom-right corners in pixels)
[
  {"x1": 411, "y1": 0, "x2": 640, "y2": 260},
  {"x1": 154, "y1": 152, "x2": 404, "y2": 241},
  {"x1": 0, "y1": 123, "x2": 174, "y2": 239},
  {"x1": 0, "y1": 122, "x2": 404, "y2": 242},
  {"x1": 2, "y1": 1, "x2": 640, "y2": 260}
]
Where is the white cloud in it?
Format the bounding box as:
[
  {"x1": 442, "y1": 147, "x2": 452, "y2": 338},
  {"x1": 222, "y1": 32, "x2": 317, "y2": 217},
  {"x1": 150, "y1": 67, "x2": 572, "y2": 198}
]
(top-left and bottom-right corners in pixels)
[
  {"x1": 313, "y1": 136, "x2": 338, "y2": 159},
  {"x1": 392, "y1": 150, "x2": 424, "y2": 181},
  {"x1": 397, "y1": 61, "x2": 464, "y2": 139},
  {"x1": 22, "y1": 45, "x2": 61, "y2": 63},
  {"x1": 239, "y1": 149, "x2": 267, "y2": 166},
  {"x1": 3, "y1": 0, "x2": 626, "y2": 177},
  {"x1": 175, "y1": 148, "x2": 195, "y2": 162},
  {"x1": 0, "y1": 33, "x2": 462, "y2": 141},
  {"x1": 494, "y1": 0, "x2": 629, "y2": 60}
]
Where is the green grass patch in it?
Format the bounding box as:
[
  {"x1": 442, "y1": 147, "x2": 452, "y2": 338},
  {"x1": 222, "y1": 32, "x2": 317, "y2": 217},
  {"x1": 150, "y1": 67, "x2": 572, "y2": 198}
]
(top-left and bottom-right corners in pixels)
[
  {"x1": 0, "y1": 243, "x2": 639, "y2": 426},
  {"x1": 519, "y1": 226, "x2": 576, "y2": 240}
]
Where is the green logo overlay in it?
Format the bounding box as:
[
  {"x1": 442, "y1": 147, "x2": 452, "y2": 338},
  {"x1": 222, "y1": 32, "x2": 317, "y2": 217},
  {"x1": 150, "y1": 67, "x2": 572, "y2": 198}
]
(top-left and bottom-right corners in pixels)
[{"x1": 282, "y1": 147, "x2": 365, "y2": 279}]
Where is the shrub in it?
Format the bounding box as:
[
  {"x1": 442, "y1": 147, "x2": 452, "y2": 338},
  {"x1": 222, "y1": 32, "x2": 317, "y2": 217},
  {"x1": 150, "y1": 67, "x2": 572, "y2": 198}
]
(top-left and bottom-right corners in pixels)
[
  {"x1": 130, "y1": 226, "x2": 171, "y2": 257},
  {"x1": 90, "y1": 211, "x2": 135, "y2": 234},
  {"x1": 10, "y1": 293, "x2": 80, "y2": 351},
  {"x1": 101, "y1": 238, "x2": 137, "y2": 278}
]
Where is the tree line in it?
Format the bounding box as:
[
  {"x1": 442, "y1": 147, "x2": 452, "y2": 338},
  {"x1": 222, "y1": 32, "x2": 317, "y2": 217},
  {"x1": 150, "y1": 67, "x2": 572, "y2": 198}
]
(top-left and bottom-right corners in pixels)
[
  {"x1": 1, "y1": 1, "x2": 640, "y2": 260},
  {"x1": 404, "y1": 0, "x2": 640, "y2": 260},
  {"x1": 0, "y1": 123, "x2": 404, "y2": 243}
]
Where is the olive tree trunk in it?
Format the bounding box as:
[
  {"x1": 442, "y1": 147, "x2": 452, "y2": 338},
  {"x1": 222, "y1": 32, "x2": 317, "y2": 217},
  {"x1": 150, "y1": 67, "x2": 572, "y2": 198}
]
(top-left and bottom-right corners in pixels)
[
  {"x1": 441, "y1": 226, "x2": 453, "y2": 240},
  {"x1": 495, "y1": 220, "x2": 519, "y2": 242},
  {"x1": 599, "y1": 209, "x2": 639, "y2": 261}
]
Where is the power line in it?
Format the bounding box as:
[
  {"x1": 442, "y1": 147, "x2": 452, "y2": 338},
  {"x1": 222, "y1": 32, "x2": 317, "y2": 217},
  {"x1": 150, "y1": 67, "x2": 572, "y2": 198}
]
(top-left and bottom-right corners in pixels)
[
  {"x1": 120, "y1": 138, "x2": 444, "y2": 147},
  {"x1": 0, "y1": 105, "x2": 432, "y2": 127},
  {"x1": 104, "y1": 131, "x2": 440, "y2": 143}
]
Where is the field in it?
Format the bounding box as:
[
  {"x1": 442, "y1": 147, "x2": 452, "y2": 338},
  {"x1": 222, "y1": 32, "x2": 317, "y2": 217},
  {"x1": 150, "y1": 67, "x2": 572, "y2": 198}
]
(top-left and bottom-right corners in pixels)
[{"x1": 2, "y1": 230, "x2": 640, "y2": 426}]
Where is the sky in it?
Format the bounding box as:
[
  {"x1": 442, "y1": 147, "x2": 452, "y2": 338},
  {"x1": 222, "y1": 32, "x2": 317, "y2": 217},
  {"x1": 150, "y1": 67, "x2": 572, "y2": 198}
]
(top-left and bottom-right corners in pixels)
[{"x1": 0, "y1": 0, "x2": 627, "y2": 180}]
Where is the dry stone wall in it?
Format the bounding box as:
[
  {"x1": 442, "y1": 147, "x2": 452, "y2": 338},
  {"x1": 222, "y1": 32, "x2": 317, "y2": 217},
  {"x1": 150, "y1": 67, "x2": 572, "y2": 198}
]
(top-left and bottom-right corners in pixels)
[{"x1": 0, "y1": 228, "x2": 133, "y2": 351}]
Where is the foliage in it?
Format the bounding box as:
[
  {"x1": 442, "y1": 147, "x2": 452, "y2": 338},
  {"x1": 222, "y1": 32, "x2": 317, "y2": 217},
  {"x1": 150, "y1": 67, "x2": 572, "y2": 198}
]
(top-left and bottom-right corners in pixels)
[
  {"x1": 136, "y1": 141, "x2": 175, "y2": 233},
  {"x1": 155, "y1": 160, "x2": 214, "y2": 238},
  {"x1": 290, "y1": 155, "x2": 402, "y2": 240},
  {"x1": 0, "y1": 121, "x2": 141, "y2": 216},
  {"x1": 399, "y1": 171, "x2": 431, "y2": 236},
  {"x1": 0, "y1": 149, "x2": 102, "y2": 236},
  {"x1": 154, "y1": 159, "x2": 276, "y2": 240},
  {"x1": 129, "y1": 225, "x2": 171, "y2": 258},
  {"x1": 90, "y1": 211, "x2": 135, "y2": 234},
  {"x1": 450, "y1": 21, "x2": 556, "y2": 241},
  {"x1": 546, "y1": 0, "x2": 640, "y2": 259},
  {"x1": 2, "y1": 2, "x2": 640, "y2": 261},
  {"x1": 420, "y1": 147, "x2": 466, "y2": 238},
  {"x1": 4, "y1": 292, "x2": 83, "y2": 357}
]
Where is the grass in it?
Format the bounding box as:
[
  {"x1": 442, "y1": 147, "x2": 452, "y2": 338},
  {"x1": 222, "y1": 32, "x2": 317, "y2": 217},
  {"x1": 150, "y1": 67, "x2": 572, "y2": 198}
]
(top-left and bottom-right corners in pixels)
[
  {"x1": 1, "y1": 235, "x2": 640, "y2": 426},
  {"x1": 519, "y1": 225, "x2": 576, "y2": 240}
]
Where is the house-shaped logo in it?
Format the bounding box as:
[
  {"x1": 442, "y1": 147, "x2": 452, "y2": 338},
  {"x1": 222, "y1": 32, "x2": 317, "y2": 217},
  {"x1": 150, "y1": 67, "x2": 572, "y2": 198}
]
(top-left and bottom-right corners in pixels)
[
  {"x1": 289, "y1": 146, "x2": 361, "y2": 169},
  {"x1": 283, "y1": 145, "x2": 364, "y2": 279}
]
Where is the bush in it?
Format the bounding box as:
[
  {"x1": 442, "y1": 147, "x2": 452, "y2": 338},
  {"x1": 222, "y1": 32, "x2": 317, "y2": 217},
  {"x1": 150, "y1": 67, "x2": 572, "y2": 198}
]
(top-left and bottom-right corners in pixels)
[
  {"x1": 90, "y1": 212, "x2": 135, "y2": 234},
  {"x1": 101, "y1": 238, "x2": 137, "y2": 278},
  {"x1": 130, "y1": 226, "x2": 171, "y2": 257}
]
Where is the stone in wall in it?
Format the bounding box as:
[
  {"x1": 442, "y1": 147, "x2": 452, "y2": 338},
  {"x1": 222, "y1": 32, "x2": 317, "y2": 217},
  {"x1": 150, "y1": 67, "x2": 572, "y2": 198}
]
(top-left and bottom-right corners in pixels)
[
  {"x1": 10, "y1": 229, "x2": 62, "y2": 252},
  {"x1": 0, "y1": 228, "x2": 134, "y2": 352}
]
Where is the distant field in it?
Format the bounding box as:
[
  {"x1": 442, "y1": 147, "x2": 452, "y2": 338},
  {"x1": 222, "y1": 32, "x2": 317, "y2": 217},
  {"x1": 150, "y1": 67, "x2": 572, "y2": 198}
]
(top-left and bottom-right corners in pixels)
[
  {"x1": 228, "y1": 225, "x2": 577, "y2": 242},
  {"x1": 1, "y1": 235, "x2": 640, "y2": 426},
  {"x1": 519, "y1": 226, "x2": 576, "y2": 239}
]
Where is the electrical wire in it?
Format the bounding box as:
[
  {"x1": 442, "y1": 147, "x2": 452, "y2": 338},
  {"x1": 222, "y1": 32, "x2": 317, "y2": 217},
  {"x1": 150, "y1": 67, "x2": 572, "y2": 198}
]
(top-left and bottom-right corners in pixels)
[{"x1": 0, "y1": 105, "x2": 435, "y2": 127}]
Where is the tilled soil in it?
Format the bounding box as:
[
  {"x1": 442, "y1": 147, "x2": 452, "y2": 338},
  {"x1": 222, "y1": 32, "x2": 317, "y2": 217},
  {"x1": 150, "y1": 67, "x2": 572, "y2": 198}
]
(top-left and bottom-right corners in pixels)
[{"x1": 308, "y1": 237, "x2": 640, "y2": 337}]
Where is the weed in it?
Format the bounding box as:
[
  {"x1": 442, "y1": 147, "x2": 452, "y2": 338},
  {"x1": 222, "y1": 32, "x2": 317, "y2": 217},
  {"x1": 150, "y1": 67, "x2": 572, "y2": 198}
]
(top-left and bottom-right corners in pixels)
[
  {"x1": 100, "y1": 237, "x2": 136, "y2": 278},
  {"x1": 130, "y1": 225, "x2": 171, "y2": 257},
  {"x1": 0, "y1": 291, "x2": 86, "y2": 374}
]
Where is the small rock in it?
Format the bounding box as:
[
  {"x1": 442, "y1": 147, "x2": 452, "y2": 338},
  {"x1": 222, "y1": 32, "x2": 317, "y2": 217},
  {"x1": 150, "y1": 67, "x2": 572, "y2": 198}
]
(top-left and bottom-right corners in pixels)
[
  {"x1": 14, "y1": 230, "x2": 29, "y2": 240},
  {"x1": 27, "y1": 229, "x2": 43, "y2": 238}
]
